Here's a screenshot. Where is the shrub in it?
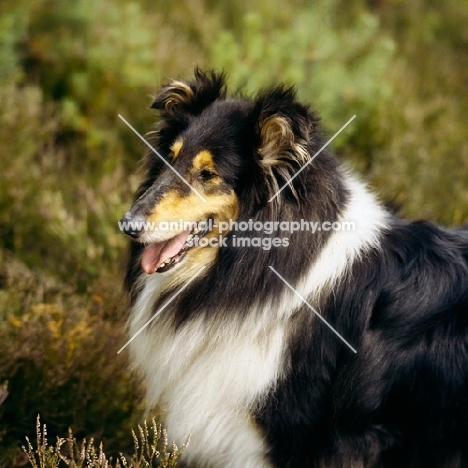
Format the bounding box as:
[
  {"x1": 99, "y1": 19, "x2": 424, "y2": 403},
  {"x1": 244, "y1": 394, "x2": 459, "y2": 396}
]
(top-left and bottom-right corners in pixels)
[
  {"x1": 0, "y1": 250, "x2": 142, "y2": 465},
  {"x1": 209, "y1": 3, "x2": 395, "y2": 141},
  {"x1": 23, "y1": 416, "x2": 189, "y2": 468}
]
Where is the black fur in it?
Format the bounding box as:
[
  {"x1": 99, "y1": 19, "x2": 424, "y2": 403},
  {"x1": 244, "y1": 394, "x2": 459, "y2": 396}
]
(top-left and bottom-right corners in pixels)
[
  {"x1": 259, "y1": 221, "x2": 468, "y2": 467},
  {"x1": 122, "y1": 69, "x2": 468, "y2": 468}
]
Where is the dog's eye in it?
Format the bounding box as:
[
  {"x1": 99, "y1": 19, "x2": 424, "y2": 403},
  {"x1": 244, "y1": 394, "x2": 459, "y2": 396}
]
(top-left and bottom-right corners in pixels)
[{"x1": 199, "y1": 169, "x2": 217, "y2": 181}]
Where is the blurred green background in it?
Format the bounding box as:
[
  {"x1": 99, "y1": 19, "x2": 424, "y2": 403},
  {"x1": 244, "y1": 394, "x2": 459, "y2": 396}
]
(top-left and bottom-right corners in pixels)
[{"x1": 0, "y1": 0, "x2": 467, "y2": 464}]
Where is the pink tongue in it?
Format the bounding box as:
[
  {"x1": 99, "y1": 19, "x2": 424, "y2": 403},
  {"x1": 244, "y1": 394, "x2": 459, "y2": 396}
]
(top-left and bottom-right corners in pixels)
[{"x1": 141, "y1": 230, "x2": 190, "y2": 274}]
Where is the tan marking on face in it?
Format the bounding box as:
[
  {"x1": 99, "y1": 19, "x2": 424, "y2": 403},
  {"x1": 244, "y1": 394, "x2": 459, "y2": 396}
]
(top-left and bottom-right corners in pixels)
[
  {"x1": 147, "y1": 190, "x2": 239, "y2": 229},
  {"x1": 146, "y1": 188, "x2": 239, "y2": 271},
  {"x1": 183, "y1": 244, "x2": 218, "y2": 274},
  {"x1": 171, "y1": 139, "x2": 183, "y2": 160},
  {"x1": 192, "y1": 150, "x2": 217, "y2": 173}
]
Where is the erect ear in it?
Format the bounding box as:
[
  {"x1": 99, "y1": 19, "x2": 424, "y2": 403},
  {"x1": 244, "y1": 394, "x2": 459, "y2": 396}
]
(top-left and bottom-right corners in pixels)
[
  {"x1": 251, "y1": 85, "x2": 315, "y2": 202},
  {"x1": 151, "y1": 68, "x2": 226, "y2": 118}
]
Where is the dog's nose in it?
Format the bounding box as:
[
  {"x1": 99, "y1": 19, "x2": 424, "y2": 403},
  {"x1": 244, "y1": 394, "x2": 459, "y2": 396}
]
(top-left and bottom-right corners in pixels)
[{"x1": 119, "y1": 212, "x2": 147, "y2": 239}]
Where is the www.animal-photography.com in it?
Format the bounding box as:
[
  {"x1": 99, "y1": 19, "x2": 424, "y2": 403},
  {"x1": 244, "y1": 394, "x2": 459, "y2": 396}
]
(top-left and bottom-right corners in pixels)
[{"x1": 1, "y1": 2, "x2": 467, "y2": 468}]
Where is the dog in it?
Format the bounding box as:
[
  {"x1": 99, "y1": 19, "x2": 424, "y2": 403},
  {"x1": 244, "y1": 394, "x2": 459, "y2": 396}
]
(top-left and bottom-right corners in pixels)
[{"x1": 120, "y1": 69, "x2": 468, "y2": 468}]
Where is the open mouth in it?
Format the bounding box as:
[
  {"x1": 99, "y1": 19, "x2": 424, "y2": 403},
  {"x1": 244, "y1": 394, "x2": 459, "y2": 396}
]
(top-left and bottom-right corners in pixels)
[{"x1": 141, "y1": 218, "x2": 212, "y2": 274}]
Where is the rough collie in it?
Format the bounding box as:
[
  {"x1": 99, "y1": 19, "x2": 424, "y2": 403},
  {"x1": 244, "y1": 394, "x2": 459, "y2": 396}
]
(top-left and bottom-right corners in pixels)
[{"x1": 120, "y1": 69, "x2": 468, "y2": 468}]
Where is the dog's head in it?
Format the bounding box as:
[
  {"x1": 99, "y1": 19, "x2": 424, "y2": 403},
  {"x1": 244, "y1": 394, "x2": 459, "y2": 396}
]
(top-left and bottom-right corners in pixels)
[{"x1": 120, "y1": 69, "x2": 317, "y2": 276}]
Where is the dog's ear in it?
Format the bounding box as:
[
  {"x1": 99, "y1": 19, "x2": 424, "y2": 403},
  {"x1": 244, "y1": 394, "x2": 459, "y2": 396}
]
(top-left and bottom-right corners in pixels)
[
  {"x1": 151, "y1": 68, "x2": 226, "y2": 118},
  {"x1": 251, "y1": 86, "x2": 315, "y2": 202}
]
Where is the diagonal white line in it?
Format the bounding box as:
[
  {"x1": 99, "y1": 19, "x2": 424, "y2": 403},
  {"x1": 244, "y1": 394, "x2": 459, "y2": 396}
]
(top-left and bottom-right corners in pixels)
[
  {"x1": 117, "y1": 266, "x2": 206, "y2": 354},
  {"x1": 268, "y1": 115, "x2": 356, "y2": 203},
  {"x1": 268, "y1": 266, "x2": 357, "y2": 353},
  {"x1": 118, "y1": 114, "x2": 207, "y2": 202}
]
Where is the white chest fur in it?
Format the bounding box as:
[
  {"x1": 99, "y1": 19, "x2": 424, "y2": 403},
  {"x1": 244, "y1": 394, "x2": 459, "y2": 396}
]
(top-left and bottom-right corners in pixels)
[{"x1": 129, "y1": 274, "x2": 283, "y2": 468}]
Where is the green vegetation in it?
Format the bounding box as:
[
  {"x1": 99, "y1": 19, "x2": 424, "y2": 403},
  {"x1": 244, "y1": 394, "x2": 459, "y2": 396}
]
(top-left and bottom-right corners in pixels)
[{"x1": 0, "y1": 0, "x2": 467, "y2": 465}]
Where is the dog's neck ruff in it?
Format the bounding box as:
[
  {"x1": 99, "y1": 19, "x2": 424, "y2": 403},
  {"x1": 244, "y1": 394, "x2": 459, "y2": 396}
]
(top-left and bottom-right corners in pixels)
[{"x1": 297, "y1": 175, "x2": 389, "y2": 303}]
